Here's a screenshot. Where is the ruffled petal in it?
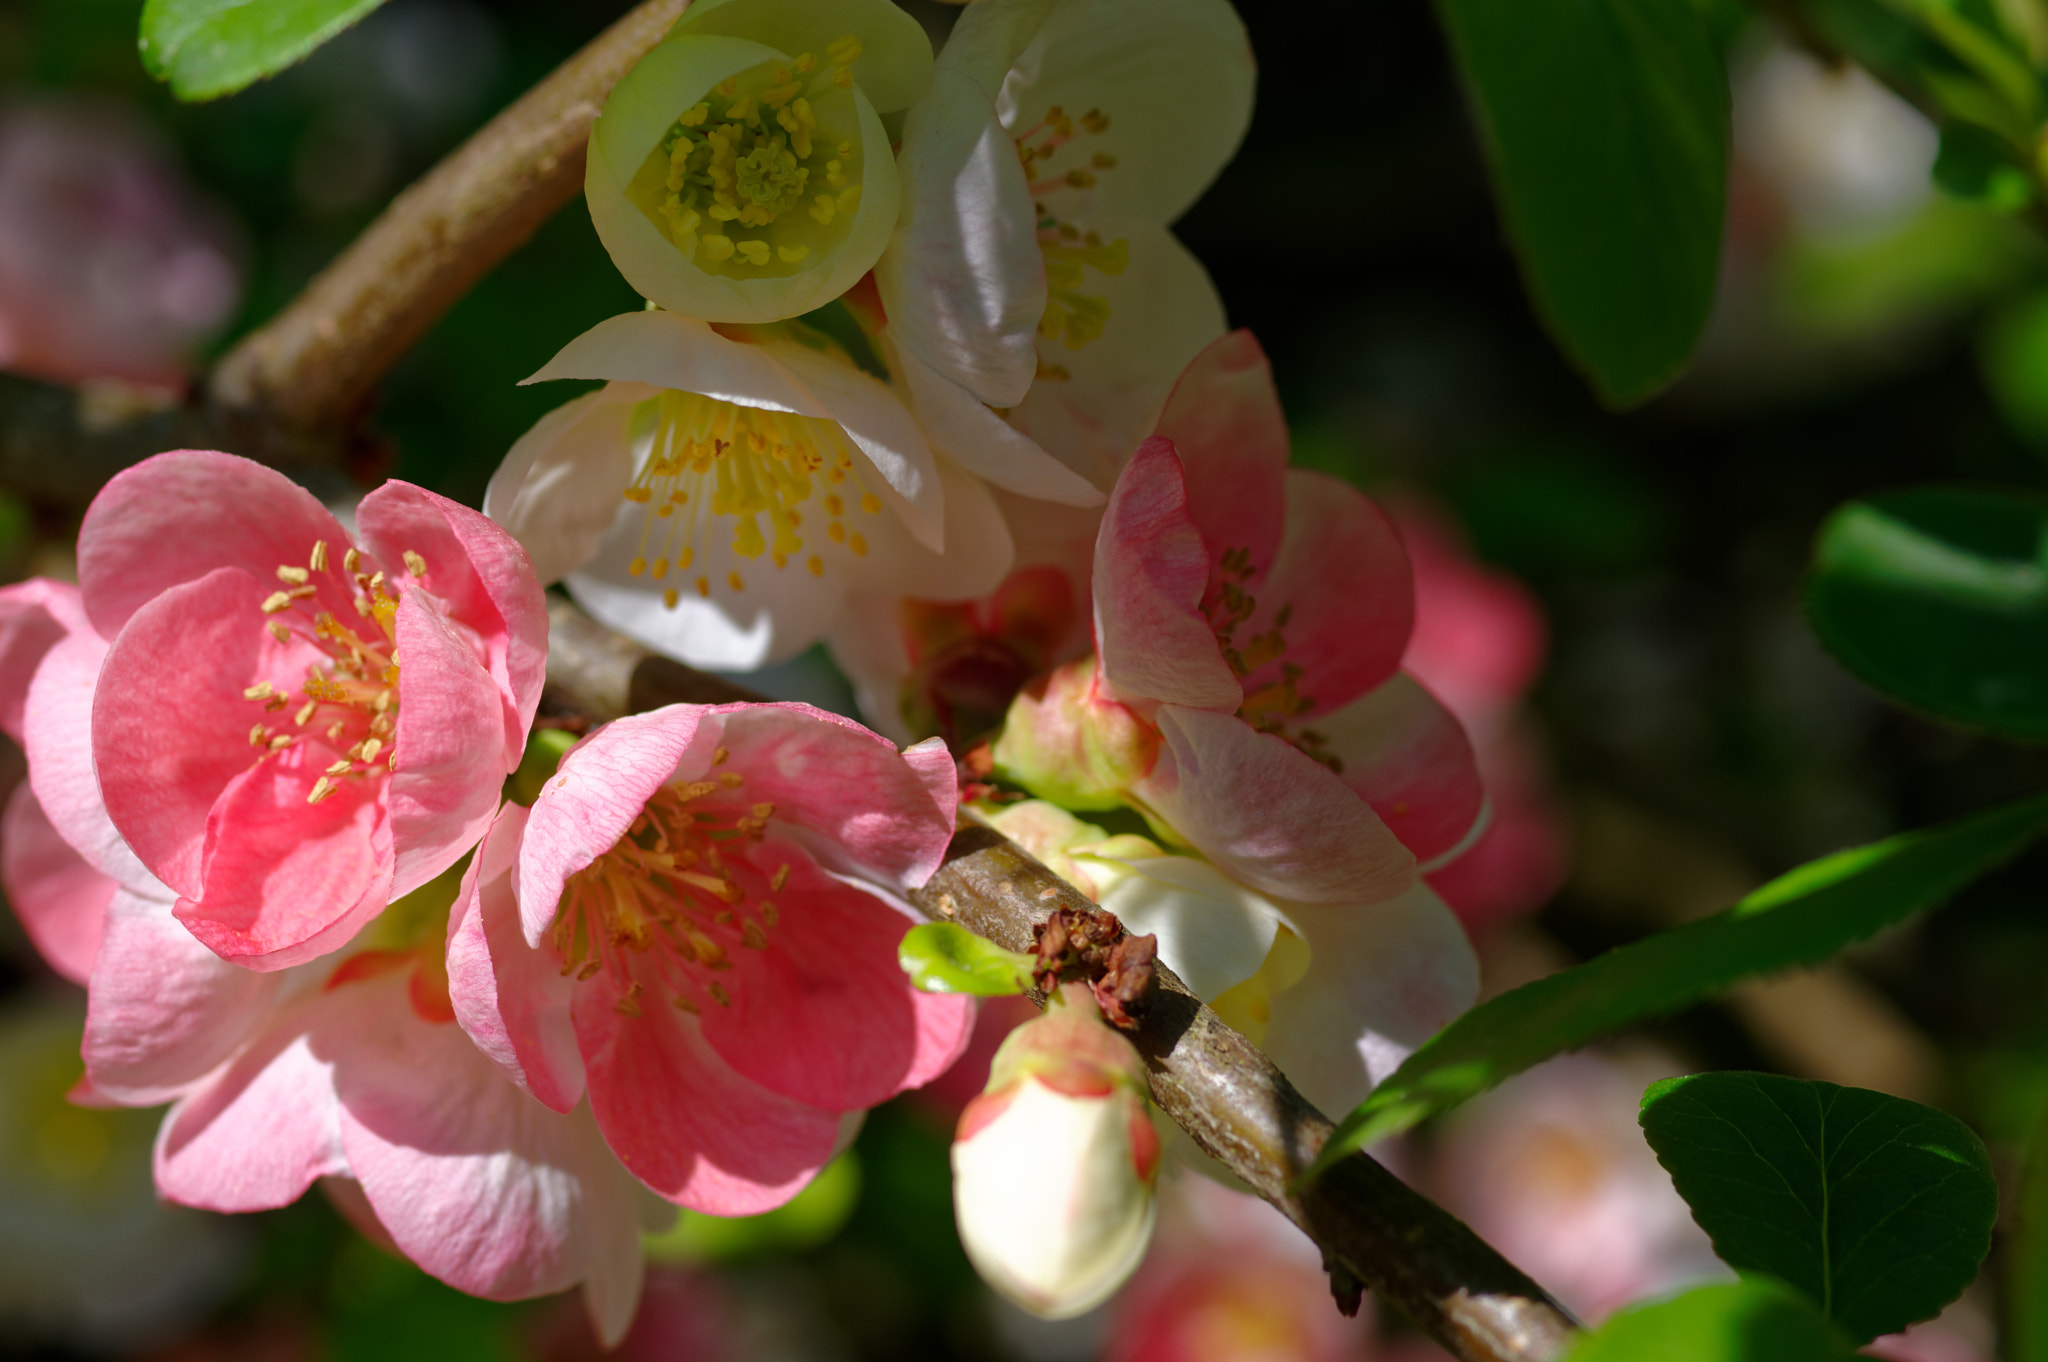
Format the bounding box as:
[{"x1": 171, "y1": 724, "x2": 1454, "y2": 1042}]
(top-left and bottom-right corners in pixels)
[
  {"x1": 1315, "y1": 674, "x2": 1486, "y2": 869},
  {"x1": 1091, "y1": 438, "x2": 1240, "y2": 711},
  {"x1": 358, "y1": 480, "x2": 549, "y2": 768},
  {"x1": 698, "y1": 839, "x2": 971, "y2": 1109},
  {"x1": 77, "y1": 449, "x2": 357, "y2": 640},
  {"x1": 517, "y1": 707, "x2": 710, "y2": 946},
  {"x1": 387, "y1": 592, "x2": 514, "y2": 898},
  {"x1": 447, "y1": 802, "x2": 587, "y2": 1111},
  {"x1": 335, "y1": 977, "x2": 645, "y2": 1309},
  {"x1": 1130, "y1": 704, "x2": 1414, "y2": 905},
  {"x1": 1093, "y1": 853, "x2": 1281, "y2": 1002},
  {"x1": 1150, "y1": 330, "x2": 1288, "y2": 577},
  {"x1": 1005, "y1": 219, "x2": 1227, "y2": 491},
  {"x1": 485, "y1": 388, "x2": 642, "y2": 586},
  {"x1": 671, "y1": 0, "x2": 934, "y2": 112},
  {"x1": 0, "y1": 578, "x2": 89, "y2": 744},
  {"x1": 527, "y1": 311, "x2": 826, "y2": 413},
  {"x1": 891, "y1": 341, "x2": 1105, "y2": 505},
  {"x1": 0, "y1": 781, "x2": 113, "y2": 983},
  {"x1": 575, "y1": 982, "x2": 841, "y2": 1215},
  {"x1": 1261, "y1": 884, "x2": 1478, "y2": 1117}
]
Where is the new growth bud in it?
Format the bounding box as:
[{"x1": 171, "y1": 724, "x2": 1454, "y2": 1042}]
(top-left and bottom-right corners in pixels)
[
  {"x1": 991, "y1": 658, "x2": 1159, "y2": 811},
  {"x1": 951, "y1": 982, "x2": 1161, "y2": 1318}
]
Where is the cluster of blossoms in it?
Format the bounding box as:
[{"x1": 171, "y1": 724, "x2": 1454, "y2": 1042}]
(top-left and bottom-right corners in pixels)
[{"x1": 0, "y1": 0, "x2": 1506, "y2": 1335}]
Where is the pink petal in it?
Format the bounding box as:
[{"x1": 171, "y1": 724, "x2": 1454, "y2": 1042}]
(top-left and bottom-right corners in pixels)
[
  {"x1": 335, "y1": 975, "x2": 644, "y2": 1307},
  {"x1": 700, "y1": 703, "x2": 957, "y2": 889},
  {"x1": 388, "y1": 591, "x2": 514, "y2": 898},
  {"x1": 575, "y1": 982, "x2": 840, "y2": 1215},
  {"x1": 0, "y1": 578, "x2": 89, "y2": 744},
  {"x1": 1091, "y1": 438, "x2": 1241, "y2": 711},
  {"x1": 78, "y1": 449, "x2": 359, "y2": 640},
  {"x1": 25, "y1": 628, "x2": 152, "y2": 890},
  {"x1": 0, "y1": 780, "x2": 112, "y2": 983},
  {"x1": 1424, "y1": 728, "x2": 1569, "y2": 931},
  {"x1": 91, "y1": 566, "x2": 318, "y2": 897},
  {"x1": 177, "y1": 753, "x2": 392, "y2": 970},
  {"x1": 518, "y1": 707, "x2": 710, "y2": 946},
  {"x1": 1262, "y1": 885, "x2": 1478, "y2": 1116},
  {"x1": 447, "y1": 801, "x2": 586, "y2": 1112},
  {"x1": 357, "y1": 481, "x2": 549, "y2": 767},
  {"x1": 1244, "y1": 471, "x2": 1413, "y2": 718},
  {"x1": 697, "y1": 838, "x2": 972, "y2": 1111},
  {"x1": 1150, "y1": 331, "x2": 1287, "y2": 575},
  {"x1": 85, "y1": 887, "x2": 284, "y2": 1104},
  {"x1": 154, "y1": 992, "x2": 350, "y2": 1212},
  {"x1": 1317, "y1": 674, "x2": 1486, "y2": 868},
  {"x1": 1130, "y1": 704, "x2": 1414, "y2": 905}
]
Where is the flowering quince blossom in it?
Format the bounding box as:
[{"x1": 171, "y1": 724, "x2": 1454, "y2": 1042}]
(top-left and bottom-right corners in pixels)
[
  {"x1": 0, "y1": 581, "x2": 650, "y2": 1340},
  {"x1": 983, "y1": 800, "x2": 1476, "y2": 1121},
  {"x1": 996, "y1": 331, "x2": 1487, "y2": 906},
  {"x1": 80, "y1": 451, "x2": 546, "y2": 969},
  {"x1": 951, "y1": 980, "x2": 1160, "y2": 1318},
  {"x1": 447, "y1": 700, "x2": 973, "y2": 1214},
  {"x1": 876, "y1": 0, "x2": 1253, "y2": 490},
  {"x1": 586, "y1": 0, "x2": 931, "y2": 323},
  {"x1": 488, "y1": 308, "x2": 1015, "y2": 670}
]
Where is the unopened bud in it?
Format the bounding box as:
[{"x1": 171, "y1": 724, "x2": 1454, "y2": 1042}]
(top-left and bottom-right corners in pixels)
[
  {"x1": 991, "y1": 658, "x2": 1159, "y2": 811},
  {"x1": 951, "y1": 982, "x2": 1161, "y2": 1318}
]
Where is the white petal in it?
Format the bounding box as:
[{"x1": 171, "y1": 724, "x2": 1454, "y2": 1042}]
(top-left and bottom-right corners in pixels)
[
  {"x1": 894, "y1": 341, "x2": 1105, "y2": 506},
  {"x1": 671, "y1": 0, "x2": 934, "y2": 113},
  {"x1": 524, "y1": 311, "x2": 820, "y2": 415},
  {"x1": 1261, "y1": 884, "x2": 1479, "y2": 1118},
  {"x1": 485, "y1": 386, "x2": 642, "y2": 585},
  {"x1": 1007, "y1": 218, "x2": 1227, "y2": 490},
  {"x1": 1093, "y1": 854, "x2": 1282, "y2": 1002},
  {"x1": 999, "y1": 0, "x2": 1253, "y2": 224}
]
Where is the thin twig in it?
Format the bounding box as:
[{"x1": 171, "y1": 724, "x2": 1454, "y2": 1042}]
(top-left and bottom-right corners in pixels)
[
  {"x1": 206, "y1": 0, "x2": 688, "y2": 439},
  {"x1": 542, "y1": 598, "x2": 1581, "y2": 1362}
]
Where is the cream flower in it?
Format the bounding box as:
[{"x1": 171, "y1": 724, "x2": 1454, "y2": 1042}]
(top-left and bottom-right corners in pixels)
[
  {"x1": 486, "y1": 309, "x2": 1013, "y2": 670},
  {"x1": 877, "y1": 0, "x2": 1253, "y2": 489},
  {"x1": 586, "y1": 0, "x2": 933, "y2": 322}
]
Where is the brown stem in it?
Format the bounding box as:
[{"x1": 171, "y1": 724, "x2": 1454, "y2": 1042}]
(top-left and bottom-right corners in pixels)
[
  {"x1": 205, "y1": 0, "x2": 688, "y2": 439},
  {"x1": 542, "y1": 599, "x2": 1580, "y2": 1362}
]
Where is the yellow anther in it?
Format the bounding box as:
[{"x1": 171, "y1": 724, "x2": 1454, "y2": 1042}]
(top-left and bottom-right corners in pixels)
[
  {"x1": 709, "y1": 982, "x2": 731, "y2": 1007},
  {"x1": 268, "y1": 622, "x2": 291, "y2": 644},
  {"x1": 244, "y1": 682, "x2": 275, "y2": 701},
  {"x1": 629, "y1": 556, "x2": 648, "y2": 577},
  {"x1": 728, "y1": 571, "x2": 745, "y2": 591},
  {"x1": 249, "y1": 724, "x2": 266, "y2": 746},
  {"x1": 702, "y1": 234, "x2": 736, "y2": 262},
  {"x1": 777, "y1": 244, "x2": 810, "y2": 264},
  {"x1": 735, "y1": 240, "x2": 770, "y2": 266},
  {"x1": 697, "y1": 576, "x2": 711, "y2": 597},
  {"x1": 806, "y1": 555, "x2": 823, "y2": 577},
  {"x1": 771, "y1": 863, "x2": 790, "y2": 891},
  {"x1": 403, "y1": 550, "x2": 427, "y2": 578},
  {"x1": 848, "y1": 532, "x2": 867, "y2": 557},
  {"x1": 261, "y1": 591, "x2": 294, "y2": 614},
  {"x1": 718, "y1": 771, "x2": 744, "y2": 789},
  {"x1": 309, "y1": 541, "x2": 328, "y2": 572},
  {"x1": 268, "y1": 733, "x2": 294, "y2": 751},
  {"x1": 664, "y1": 588, "x2": 679, "y2": 609},
  {"x1": 859, "y1": 493, "x2": 880, "y2": 515},
  {"x1": 276, "y1": 565, "x2": 309, "y2": 585},
  {"x1": 307, "y1": 776, "x2": 336, "y2": 804},
  {"x1": 359, "y1": 737, "x2": 383, "y2": 763},
  {"x1": 344, "y1": 548, "x2": 361, "y2": 574},
  {"x1": 326, "y1": 759, "x2": 352, "y2": 776}
]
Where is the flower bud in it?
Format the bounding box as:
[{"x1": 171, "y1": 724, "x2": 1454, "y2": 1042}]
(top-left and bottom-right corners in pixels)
[
  {"x1": 951, "y1": 983, "x2": 1161, "y2": 1318},
  {"x1": 991, "y1": 658, "x2": 1159, "y2": 811}
]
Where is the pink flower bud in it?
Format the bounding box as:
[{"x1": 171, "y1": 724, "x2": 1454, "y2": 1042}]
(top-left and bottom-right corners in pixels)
[
  {"x1": 951, "y1": 983, "x2": 1161, "y2": 1318},
  {"x1": 991, "y1": 658, "x2": 1159, "y2": 812}
]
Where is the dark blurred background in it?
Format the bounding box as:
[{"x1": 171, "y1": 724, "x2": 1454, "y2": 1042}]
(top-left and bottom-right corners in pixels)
[{"x1": 0, "y1": 0, "x2": 2045, "y2": 1358}]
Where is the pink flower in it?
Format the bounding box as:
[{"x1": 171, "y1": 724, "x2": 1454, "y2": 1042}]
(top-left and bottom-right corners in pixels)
[
  {"x1": 80, "y1": 450, "x2": 547, "y2": 970},
  {"x1": 448, "y1": 701, "x2": 973, "y2": 1215},
  {"x1": 1021, "y1": 331, "x2": 1485, "y2": 904}
]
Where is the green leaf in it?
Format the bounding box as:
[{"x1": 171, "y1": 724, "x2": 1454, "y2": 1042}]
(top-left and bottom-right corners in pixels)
[
  {"x1": 1563, "y1": 1279, "x2": 1862, "y2": 1362},
  {"x1": 1807, "y1": 485, "x2": 2048, "y2": 740},
  {"x1": 1304, "y1": 790, "x2": 2048, "y2": 1180},
  {"x1": 898, "y1": 922, "x2": 1035, "y2": 997},
  {"x1": 140, "y1": 0, "x2": 391, "y2": 101},
  {"x1": 1640, "y1": 1073, "x2": 1996, "y2": 1343},
  {"x1": 2012, "y1": 1094, "x2": 2048, "y2": 1361},
  {"x1": 1433, "y1": 0, "x2": 1728, "y2": 406}
]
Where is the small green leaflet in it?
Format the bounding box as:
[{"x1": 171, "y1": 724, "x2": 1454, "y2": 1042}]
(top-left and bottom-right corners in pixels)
[
  {"x1": 1563, "y1": 1279, "x2": 1861, "y2": 1362},
  {"x1": 1640, "y1": 1074, "x2": 1996, "y2": 1344},
  {"x1": 1433, "y1": 0, "x2": 1728, "y2": 406},
  {"x1": 2012, "y1": 1097, "x2": 2048, "y2": 1361},
  {"x1": 1807, "y1": 485, "x2": 2048, "y2": 741},
  {"x1": 141, "y1": 0, "x2": 391, "y2": 101},
  {"x1": 898, "y1": 923, "x2": 1035, "y2": 997},
  {"x1": 1303, "y1": 789, "x2": 2048, "y2": 1181}
]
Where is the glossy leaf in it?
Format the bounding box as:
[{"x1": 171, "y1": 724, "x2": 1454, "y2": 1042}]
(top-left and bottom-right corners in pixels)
[
  {"x1": 140, "y1": 0, "x2": 390, "y2": 101},
  {"x1": 1807, "y1": 486, "x2": 2048, "y2": 740},
  {"x1": 898, "y1": 922, "x2": 1036, "y2": 997},
  {"x1": 1434, "y1": 0, "x2": 1727, "y2": 405},
  {"x1": 1305, "y1": 790, "x2": 2048, "y2": 1179},
  {"x1": 1563, "y1": 1279, "x2": 1861, "y2": 1362},
  {"x1": 1640, "y1": 1073, "x2": 1996, "y2": 1343}
]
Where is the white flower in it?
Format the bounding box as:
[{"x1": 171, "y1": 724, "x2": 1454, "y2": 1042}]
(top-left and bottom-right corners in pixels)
[
  {"x1": 486, "y1": 308, "x2": 1013, "y2": 669},
  {"x1": 877, "y1": 0, "x2": 1254, "y2": 489},
  {"x1": 585, "y1": 0, "x2": 934, "y2": 323},
  {"x1": 952, "y1": 983, "x2": 1160, "y2": 1318}
]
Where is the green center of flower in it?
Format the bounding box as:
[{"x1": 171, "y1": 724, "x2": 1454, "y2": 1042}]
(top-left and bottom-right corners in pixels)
[
  {"x1": 1016, "y1": 104, "x2": 1130, "y2": 370},
  {"x1": 626, "y1": 38, "x2": 867, "y2": 279},
  {"x1": 619, "y1": 386, "x2": 885, "y2": 606}
]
